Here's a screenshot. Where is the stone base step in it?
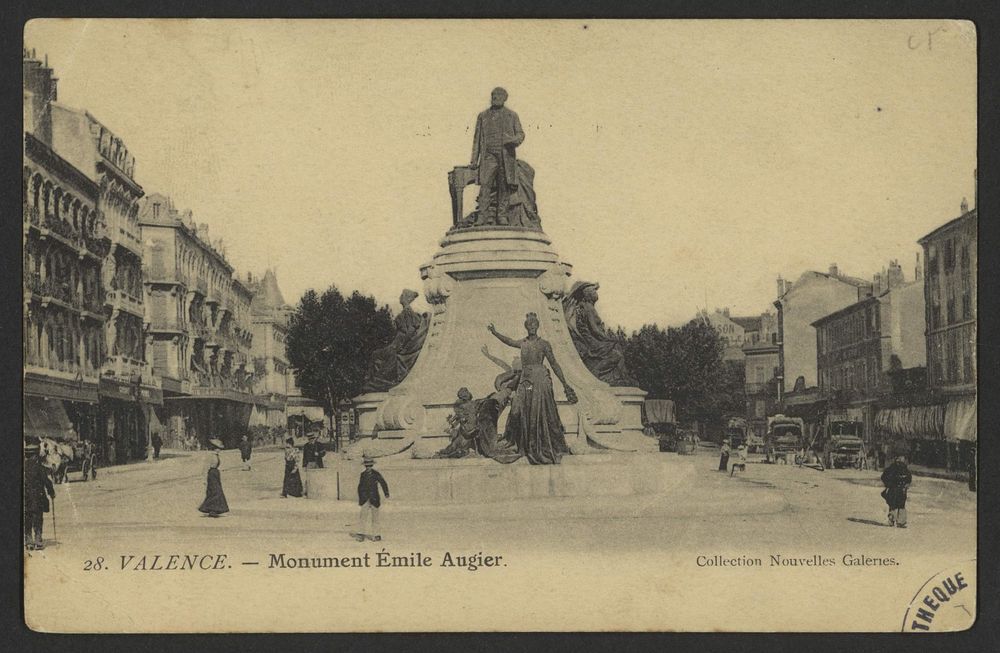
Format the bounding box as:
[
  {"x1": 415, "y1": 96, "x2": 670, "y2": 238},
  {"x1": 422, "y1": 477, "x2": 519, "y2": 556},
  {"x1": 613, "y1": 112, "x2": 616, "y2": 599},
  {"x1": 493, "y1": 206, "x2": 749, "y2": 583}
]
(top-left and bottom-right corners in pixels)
[{"x1": 306, "y1": 452, "x2": 676, "y2": 503}]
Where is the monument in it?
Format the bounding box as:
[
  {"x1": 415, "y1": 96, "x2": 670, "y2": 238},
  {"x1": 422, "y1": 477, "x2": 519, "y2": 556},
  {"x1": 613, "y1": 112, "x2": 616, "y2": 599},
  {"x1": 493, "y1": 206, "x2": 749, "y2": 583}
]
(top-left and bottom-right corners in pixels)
[{"x1": 352, "y1": 88, "x2": 650, "y2": 463}]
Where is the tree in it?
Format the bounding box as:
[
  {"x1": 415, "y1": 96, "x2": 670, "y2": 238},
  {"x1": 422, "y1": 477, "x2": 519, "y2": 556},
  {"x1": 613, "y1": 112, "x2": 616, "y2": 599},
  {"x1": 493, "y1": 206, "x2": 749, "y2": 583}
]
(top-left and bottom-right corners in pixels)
[
  {"x1": 286, "y1": 286, "x2": 394, "y2": 444},
  {"x1": 624, "y1": 320, "x2": 743, "y2": 432}
]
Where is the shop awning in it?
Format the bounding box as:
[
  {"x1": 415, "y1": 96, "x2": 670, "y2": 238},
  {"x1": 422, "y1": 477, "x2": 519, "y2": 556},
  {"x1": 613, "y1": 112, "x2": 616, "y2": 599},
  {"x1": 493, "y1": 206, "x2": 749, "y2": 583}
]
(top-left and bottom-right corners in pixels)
[
  {"x1": 944, "y1": 396, "x2": 977, "y2": 442},
  {"x1": 874, "y1": 405, "x2": 944, "y2": 440},
  {"x1": 23, "y1": 396, "x2": 77, "y2": 441}
]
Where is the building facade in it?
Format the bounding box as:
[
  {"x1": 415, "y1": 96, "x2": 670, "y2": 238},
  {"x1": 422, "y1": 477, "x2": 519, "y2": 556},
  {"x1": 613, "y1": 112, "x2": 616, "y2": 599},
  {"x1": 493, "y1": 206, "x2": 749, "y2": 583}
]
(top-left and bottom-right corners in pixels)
[
  {"x1": 49, "y1": 103, "x2": 163, "y2": 464},
  {"x1": 246, "y1": 270, "x2": 292, "y2": 429},
  {"x1": 743, "y1": 311, "x2": 779, "y2": 437},
  {"x1": 902, "y1": 203, "x2": 977, "y2": 471},
  {"x1": 774, "y1": 265, "x2": 873, "y2": 396},
  {"x1": 695, "y1": 308, "x2": 771, "y2": 361},
  {"x1": 139, "y1": 194, "x2": 255, "y2": 449},
  {"x1": 23, "y1": 51, "x2": 110, "y2": 450},
  {"x1": 812, "y1": 269, "x2": 926, "y2": 445}
]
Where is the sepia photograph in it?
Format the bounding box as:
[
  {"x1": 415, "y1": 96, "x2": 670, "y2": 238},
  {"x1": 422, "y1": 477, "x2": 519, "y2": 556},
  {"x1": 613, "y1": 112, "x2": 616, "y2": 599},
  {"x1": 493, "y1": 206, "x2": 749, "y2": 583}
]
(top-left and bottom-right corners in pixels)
[{"x1": 21, "y1": 19, "x2": 977, "y2": 633}]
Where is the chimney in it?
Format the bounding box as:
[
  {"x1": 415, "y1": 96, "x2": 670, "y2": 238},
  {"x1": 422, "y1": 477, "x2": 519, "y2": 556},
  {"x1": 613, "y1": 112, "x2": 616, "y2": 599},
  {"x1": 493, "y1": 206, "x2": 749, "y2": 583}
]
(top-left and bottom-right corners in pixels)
[
  {"x1": 873, "y1": 272, "x2": 883, "y2": 295},
  {"x1": 960, "y1": 197, "x2": 969, "y2": 214},
  {"x1": 723, "y1": 307, "x2": 730, "y2": 317},
  {"x1": 198, "y1": 223, "x2": 209, "y2": 239},
  {"x1": 776, "y1": 275, "x2": 785, "y2": 298},
  {"x1": 887, "y1": 259, "x2": 904, "y2": 289},
  {"x1": 828, "y1": 263, "x2": 839, "y2": 277}
]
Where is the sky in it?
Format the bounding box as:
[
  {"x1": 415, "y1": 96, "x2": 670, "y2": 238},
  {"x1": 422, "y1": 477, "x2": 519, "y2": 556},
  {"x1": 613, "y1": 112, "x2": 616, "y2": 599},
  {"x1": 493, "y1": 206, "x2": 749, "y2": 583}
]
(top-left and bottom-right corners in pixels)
[{"x1": 24, "y1": 19, "x2": 977, "y2": 330}]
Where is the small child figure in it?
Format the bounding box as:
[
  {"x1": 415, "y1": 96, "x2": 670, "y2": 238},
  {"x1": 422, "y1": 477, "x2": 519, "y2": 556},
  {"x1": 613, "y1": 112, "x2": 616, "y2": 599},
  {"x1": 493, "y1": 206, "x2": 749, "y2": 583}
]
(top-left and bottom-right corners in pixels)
[
  {"x1": 730, "y1": 443, "x2": 748, "y2": 476},
  {"x1": 354, "y1": 453, "x2": 390, "y2": 542}
]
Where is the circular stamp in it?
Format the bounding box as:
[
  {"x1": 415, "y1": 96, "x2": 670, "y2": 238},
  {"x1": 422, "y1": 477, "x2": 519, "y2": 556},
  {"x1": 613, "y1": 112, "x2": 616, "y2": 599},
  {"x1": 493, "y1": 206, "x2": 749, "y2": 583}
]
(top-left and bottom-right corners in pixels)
[{"x1": 901, "y1": 559, "x2": 976, "y2": 632}]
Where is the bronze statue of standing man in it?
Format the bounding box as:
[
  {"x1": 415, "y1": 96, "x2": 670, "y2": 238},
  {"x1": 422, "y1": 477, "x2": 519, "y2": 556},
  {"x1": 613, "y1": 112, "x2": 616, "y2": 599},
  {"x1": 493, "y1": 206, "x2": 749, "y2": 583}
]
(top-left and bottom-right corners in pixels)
[{"x1": 471, "y1": 87, "x2": 525, "y2": 225}]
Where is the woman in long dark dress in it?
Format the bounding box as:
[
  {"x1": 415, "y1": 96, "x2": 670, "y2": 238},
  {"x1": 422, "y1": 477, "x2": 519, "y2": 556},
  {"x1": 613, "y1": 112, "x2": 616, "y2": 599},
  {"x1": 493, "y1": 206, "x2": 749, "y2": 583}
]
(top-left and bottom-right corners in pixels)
[
  {"x1": 487, "y1": 313, "x2": 577, "y2": 464},
  {"x1": 198, "y1": 439, "x2": 230, "y2": 517},
  {"x1": 281, "y1": 437, "x2": 304, "y2": 498}
]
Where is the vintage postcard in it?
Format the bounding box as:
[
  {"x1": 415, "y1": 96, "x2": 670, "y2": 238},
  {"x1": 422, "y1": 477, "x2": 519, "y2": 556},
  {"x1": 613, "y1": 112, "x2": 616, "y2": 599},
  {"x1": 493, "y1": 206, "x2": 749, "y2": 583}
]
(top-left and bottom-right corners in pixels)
[{"x1": 22, "y1": 19, "x2": 977, "y2": 633}]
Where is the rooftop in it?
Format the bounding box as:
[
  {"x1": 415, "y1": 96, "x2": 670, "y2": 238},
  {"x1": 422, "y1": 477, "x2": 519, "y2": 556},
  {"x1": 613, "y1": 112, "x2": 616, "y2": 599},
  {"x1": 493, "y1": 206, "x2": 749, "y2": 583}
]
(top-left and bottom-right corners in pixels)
[{"x1": 917, "y1": 208, "x2": 977, "y2": 245}]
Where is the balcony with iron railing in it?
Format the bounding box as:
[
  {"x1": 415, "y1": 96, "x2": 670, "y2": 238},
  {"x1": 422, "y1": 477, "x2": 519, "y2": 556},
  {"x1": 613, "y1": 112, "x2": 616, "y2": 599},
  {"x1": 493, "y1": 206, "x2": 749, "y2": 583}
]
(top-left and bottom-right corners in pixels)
[
  {"x1": 105, "y1": 285, "x2": 144, "y2": 317},
  {"x1": 103, "y1": 355, "x2": 162, "y2": 388},
  {"x1": 27, "y1": 203, "x2": 111, "y2": 258},
  {"x1": 82, "y1": 293, "x2": 105, "y2": 316},
  {"x1": 26, "y1": 275, "x2": 82, "y2": 311}
]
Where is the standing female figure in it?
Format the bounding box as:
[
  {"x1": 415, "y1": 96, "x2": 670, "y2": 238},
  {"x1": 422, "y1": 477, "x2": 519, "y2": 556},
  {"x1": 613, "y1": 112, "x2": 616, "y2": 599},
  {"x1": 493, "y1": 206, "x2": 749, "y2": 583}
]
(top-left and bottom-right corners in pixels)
[
  {"x1": 487, "y1": 313, "x2": 577, "y2": 465},
  {"x1": 198, "y1": 439, "x2": 230, "y2": 517},
  {"x1": 281, "y1": 437, "x2": 304, "y2": 498}
]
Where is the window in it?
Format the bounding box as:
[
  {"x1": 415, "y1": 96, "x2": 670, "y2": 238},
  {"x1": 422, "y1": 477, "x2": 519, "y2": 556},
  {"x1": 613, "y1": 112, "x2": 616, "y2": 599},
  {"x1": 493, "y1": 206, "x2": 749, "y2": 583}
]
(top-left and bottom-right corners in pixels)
[
  {"x1": 946, "y1": 285, "x2": 956, "y2": 325},
  {"x1": 945, "y1": 332, "x2": 959, "y2": 384},
  {"x1": 930, "y1": 281, "x2": 942, "y2": 330},
  {"x1": 962, "y1": 332, "x2": 974, "y2": 384},
  {"x1": 944, "y1": 238, "x2": 956, "y2": 273}
]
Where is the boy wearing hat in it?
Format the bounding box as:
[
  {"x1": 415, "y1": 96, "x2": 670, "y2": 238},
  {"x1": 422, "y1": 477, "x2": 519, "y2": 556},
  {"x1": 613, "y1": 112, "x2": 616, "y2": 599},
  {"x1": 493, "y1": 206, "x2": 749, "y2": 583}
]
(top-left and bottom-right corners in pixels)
[
  {"x1": 24, "y1": 439, "x2": 55, "y2": 550},
  {"x1": 355, "y1": 454, "x2": 390, "y2": 542}
]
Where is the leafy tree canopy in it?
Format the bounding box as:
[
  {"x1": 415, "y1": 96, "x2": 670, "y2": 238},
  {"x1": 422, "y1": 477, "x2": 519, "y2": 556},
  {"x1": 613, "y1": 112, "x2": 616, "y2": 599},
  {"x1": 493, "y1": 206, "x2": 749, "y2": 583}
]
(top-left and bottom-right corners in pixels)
[
  {"x1": 286, "y1": 286, "x2": 394, "y2": 415},
  {"x1": 624, "y1": 320, "x2": 745, "y2": 426}
]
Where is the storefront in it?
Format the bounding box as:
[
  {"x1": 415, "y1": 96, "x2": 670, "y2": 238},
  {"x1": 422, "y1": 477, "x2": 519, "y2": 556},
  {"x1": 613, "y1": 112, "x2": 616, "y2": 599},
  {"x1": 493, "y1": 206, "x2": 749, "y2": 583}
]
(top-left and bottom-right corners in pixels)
[
  {"x1": 24, "y1": 395, "x2": 76, "y2": 442},
  {"x1": 873, "y1": 403, "x2": 947, "y2": 467},
  {"x1": 98, "y1": 376, "x2": 164, "y2": 464},
  {"x1": 24, "y1": 373, "x2": 99, "y2": 446}
]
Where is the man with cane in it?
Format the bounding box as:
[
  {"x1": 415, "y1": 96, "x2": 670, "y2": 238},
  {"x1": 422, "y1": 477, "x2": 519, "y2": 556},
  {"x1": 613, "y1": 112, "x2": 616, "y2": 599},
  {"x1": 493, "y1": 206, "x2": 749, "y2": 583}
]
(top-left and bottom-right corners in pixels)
[{"x1": 24, "y1": 438, "x2": 55, "y2": 550}]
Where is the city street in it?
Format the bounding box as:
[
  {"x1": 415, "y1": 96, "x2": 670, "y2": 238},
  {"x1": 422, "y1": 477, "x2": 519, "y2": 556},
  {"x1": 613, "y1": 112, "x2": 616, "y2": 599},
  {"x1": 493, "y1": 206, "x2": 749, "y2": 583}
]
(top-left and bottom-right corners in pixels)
[
  {"x1": 25, "y1": 446, "x2": 977, "y2": 632},
  {"x1": 31, "y1": 446, "x2": 976, "y2": 554}
]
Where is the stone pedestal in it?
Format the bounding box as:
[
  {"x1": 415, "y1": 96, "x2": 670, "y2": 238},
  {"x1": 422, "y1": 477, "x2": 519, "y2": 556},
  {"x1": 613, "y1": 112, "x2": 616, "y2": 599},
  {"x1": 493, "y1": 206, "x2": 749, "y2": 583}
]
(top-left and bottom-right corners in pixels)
[
  {"x1": 352, "y1": 226, "x2": 649, "y2": 458},
  {"x1": 306, "y1": 453, "x2": 674, "y2": 503}
]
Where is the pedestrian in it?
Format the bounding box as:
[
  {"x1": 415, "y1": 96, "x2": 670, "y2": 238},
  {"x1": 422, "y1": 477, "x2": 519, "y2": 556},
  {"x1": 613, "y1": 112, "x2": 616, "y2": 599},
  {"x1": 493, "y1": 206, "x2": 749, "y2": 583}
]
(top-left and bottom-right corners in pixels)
[
  {"x1": 880, "y1": 455, "x2": 912, "y2": 528},
  {"x1": 877, "y1": 444, "x2": 887, "y2": 470},
  {"x1": 24, "y1": 439, "x2": 55, "y2": 550},
  {"x1": 107, "y1": 433, "x2": 117, "y2": 465},
  {"x1": 302, "y1": 432, "x2": 325, "y2": 469},
  {"x1": 718, "y1": 439, "x2": 731, "y2": 472},
  {"x1": 867, "y1": 446, "x2": 877, "y2": 471},
  {"x1": 280, "y1": 437, "x2": 303, "y2": 498},
  {"x1": 354, "y1": 454, "x2": 390, "y2": 542},
  {"x1": 151, "y1": 431, "x2": 163, "y2": 460},
  {"x1": 238, "y1": 434, "x2": 253, "y2": 471},
  {"x1": 198, "y1": 439, "x2": 230, "y2": 518},
  {"x1": 730, "y1": 443, "x2": 748, "y2": 476}
]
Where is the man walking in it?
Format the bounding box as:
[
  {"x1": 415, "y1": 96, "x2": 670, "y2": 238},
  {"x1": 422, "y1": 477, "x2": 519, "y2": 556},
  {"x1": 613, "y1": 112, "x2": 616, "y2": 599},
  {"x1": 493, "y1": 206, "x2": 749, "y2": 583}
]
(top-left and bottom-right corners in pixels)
[
  {"x1": 24, "y1": 439, "x2": 55, "y2": 550},
  {"x1": 354, "y1": 454, "x2": 390, "y2": 542},
  {"x1": 881, "y1": 455, "x2": 913, "y2": 528},
  {"x1": 151, "y1": 431, "x2": 163, "y2": 460}
]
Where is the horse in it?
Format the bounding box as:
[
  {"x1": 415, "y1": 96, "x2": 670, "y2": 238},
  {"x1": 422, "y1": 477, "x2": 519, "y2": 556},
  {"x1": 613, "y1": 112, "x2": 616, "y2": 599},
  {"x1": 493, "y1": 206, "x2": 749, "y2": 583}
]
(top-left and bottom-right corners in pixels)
[{"x1": 39, "y1": 438, "x2": 96, "y2": 483}]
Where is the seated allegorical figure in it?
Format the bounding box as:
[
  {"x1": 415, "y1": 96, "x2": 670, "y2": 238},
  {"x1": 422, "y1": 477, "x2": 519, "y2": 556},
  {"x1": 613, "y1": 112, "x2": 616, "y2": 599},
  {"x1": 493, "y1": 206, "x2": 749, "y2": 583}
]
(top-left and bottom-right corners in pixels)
[
  {"x1": 561, "y1": 281, "x2": 633, "y2": 387},
  {"x1": 435, "y1": 388, "x2": 479, "y2": 459},
  {"x1": 363, "y1": 289, "x2": 430, "y2": 392},
  {"x1": 434, "y1": 377, "x2": 522, "y2": 464}
]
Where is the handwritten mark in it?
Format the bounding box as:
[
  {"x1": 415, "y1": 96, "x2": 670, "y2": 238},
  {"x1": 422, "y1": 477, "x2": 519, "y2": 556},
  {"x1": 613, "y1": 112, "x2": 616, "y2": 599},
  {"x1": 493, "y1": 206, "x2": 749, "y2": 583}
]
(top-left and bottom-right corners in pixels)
[{"x1": 908, "y1": 26, "x2": 948, "y2": 51}]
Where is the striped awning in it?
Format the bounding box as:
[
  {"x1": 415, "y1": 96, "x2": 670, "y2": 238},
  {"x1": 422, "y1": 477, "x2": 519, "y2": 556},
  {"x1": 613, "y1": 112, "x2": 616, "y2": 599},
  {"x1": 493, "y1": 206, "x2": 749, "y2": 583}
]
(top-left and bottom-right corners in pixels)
[
  {"x1": 23, "y1": 396, "x2": 76, "y2": 441},
  {"x1": 874, "y1": 404, "x2": 944, "y2": 440},
  {"x1": 944, "y1": 397, "x2": 977, "y2": 442}
]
